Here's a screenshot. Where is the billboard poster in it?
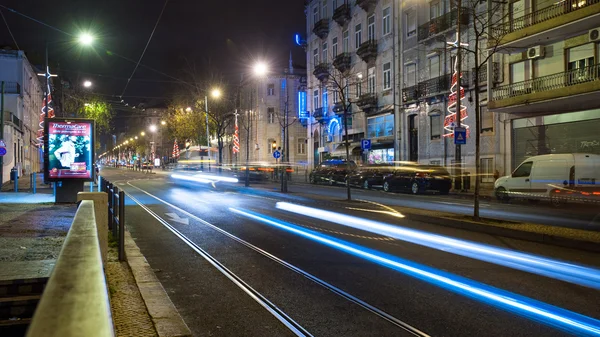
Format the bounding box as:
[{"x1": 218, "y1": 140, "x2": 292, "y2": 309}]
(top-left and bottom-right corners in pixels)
[{"x1": 44, "y1": 118, "x2": 95, "y2": 181}]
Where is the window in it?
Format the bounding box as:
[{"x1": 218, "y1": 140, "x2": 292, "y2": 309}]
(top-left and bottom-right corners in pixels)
[
  {"x1": 404, "y1": 63, "x2": 416, "y2": 87},
  {"x1": 322, "y1": 87, "x2": 328, "y2": 110},
  {"x1": 382, "y1": 7, "x2": 391, "y2": 36},
  {"x1": 268, "y1": 138, "x2": 276, "y2": 154},
  {"x1": 367, "y1": 67, "x2": 375, "y2": 94},
  {"x1": 313, "y1": 48, "x2": 319, "y2": 66},
  {"x1": 480, "y1": 106, "x2": 493, "y2": 133},
  {"x1": 355, "y1": 81, "x2": 362, "y2": 97},
  {"x1": 267, "y1": 107, "x2": 275, "y2": 124},
  {"x1": 481, "y1": 158, "x2": 494, "y2": 183},
  {"x1": 343, "y1": 30, "x2": 349, "y2": 53},
  {"x1": 341, "y1": 115, "x2": 353, "y2": 129},
  {"x1": 313, "y1": 6, "x2": 319, "y2": 25},
  {"x1": 344, "y1": 78, "x2": 349, "y2": 101},
  {"x1": 322, "y1": 0, "x2": 327, "y2": 18},
  {"x1": 313, "y1": 89, "x2": 319, "y2": 109},
  {"x1": 298, "y1": 138, "x2": 307, "y2": 154},
  {"x1": 332, "y1": 37, "x2": 338, "y2": 57},
  {"x1": 430, "y1": 0, "x2": 441, "y2": 20},
  {"x1": 568, "y1": 44, "x2": 595, "y2": 82},
  {"x1": 355, "y1": 23, "x2": 362, "y2": 48},
  {"x1": 430, "y1": 114, "x2": 441, "y2": 139},
  {"x1": 333, "y1": 89, "x2": 339, "y2": 103},
  {"x1": 267, "y1": 84, "x2": 275, "y2": 96},
  {"x1": 512, "y1": 161, "x2": 532, "y2": 178},
  {"x1": 322, "y1": 42, "x2": 328, "y2": 62},
  {"x1": 383, "y1": 62, "x2": 391, "y2": 90},
  {"x1": 428, "y1": 55, "x2": 440, "y2": 79},
  {"x1": 332, "y1": 0, "x2": 337, "y2": 11},
  {"x1": 367, "y1": 114, "x2": 394, "y2": 138},
  {"x1": 367, "y1": 15, "x2": 375, "y2": 41},
  {"x1": 406, "y1": 10, "x2": 416, "y2": 37}
]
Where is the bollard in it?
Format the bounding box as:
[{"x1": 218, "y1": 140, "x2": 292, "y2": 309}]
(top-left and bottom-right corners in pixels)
[
  {"x1": 31, "y1": 173, "x2": 37, "y2": 194},
  {"x1": 13, "y1": 172, "x2": 18, "y2": 192},
  {"x1": 97, "y1": 176, "x2": 102, "y2": 192},
  {"x1": 112, "y1": 186, "x2": 119, "y2": 239},
  {"x1": 118, "y1": 191, "x2": 125, "y2": 261},
  {"x1": 107, "y1": 183, "x2": 113, "y2": 231}
]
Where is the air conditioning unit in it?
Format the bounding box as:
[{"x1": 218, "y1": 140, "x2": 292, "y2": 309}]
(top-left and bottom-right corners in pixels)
[
  {"x1": 589, "y1": 28, "x2": 600, "y2": 42},
  {"x1": 527, "y1": 46, "x2": 544, "y2": 59}
]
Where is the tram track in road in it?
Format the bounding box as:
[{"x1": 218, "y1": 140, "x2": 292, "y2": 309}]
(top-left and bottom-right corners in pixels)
[{"x1": 122, "y1": 180, "x2": 431, "y2": 337}]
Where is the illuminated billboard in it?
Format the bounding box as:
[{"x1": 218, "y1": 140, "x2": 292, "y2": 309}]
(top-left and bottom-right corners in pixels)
[{"x1": 44, "y1": 118, "x2": 95, "y2": 181}]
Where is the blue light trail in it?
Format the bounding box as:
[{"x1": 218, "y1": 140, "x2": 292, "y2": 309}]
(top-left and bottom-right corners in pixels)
[
  {"x1": 275, "y1": 202, "x2": 600, "y2": 290},
  {"x1": 229, "y1": 207, "x2": 600, "y2": 336}
]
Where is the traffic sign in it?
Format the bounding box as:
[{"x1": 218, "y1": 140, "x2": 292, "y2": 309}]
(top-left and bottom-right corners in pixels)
[
  {"x1": 0, "y1": 147, "x2": 6, "y2": 157},
  {"x1": 361, "y1": 139, "x2": 371, "y2": 151},
  {"x1": 273, "y1": 150, "x2": 281, "y2": 159},
  {"x1": 454, "y1": 127, "x2": 467, "y2": 145}
]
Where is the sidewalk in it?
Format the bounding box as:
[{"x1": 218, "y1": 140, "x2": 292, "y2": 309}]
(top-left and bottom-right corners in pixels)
[
  {"x1": 1, "y1": 172, "x2": 52, "y2": 193},
  {"x1": 0, "y1": 192, "x2": 187, "y2": 336}
]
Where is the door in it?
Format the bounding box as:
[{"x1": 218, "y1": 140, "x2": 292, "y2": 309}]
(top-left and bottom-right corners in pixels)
[
  {"x1": 409, "y1": 115, "x2": 418, "y2": 162},
  {"x1": 314, "y1": 141, "x2": 320, "y2": 168},
  {"x1": 505, "y1": 161, "x2": 533, "y2": 197},
  {"x1": 530, "y1": 159, "x2": 568, "y2": 197}
]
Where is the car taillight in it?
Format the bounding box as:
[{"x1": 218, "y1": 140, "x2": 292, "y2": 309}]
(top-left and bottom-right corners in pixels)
[{"x1": 415, "y1": 172, "x2": 429, "y2": 178}]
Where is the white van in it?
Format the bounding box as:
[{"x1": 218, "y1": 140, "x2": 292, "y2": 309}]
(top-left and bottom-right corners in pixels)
[{"x1": 494, "y1": 153, "x2": 600, "y2": 206}]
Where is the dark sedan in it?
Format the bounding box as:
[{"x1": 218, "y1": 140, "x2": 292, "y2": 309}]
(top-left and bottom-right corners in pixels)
[
  {"x1": 347, "y1": 164, "x2": 394, "y2": 189},
  {"x1": 382, "y1": 164, "x2": 451, "y2": 195},
  {"x1": 309, "y1": 160, "x2": 357, "y2": 185}
]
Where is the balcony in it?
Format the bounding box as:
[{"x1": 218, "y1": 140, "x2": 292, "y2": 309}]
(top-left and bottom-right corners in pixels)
[
  {"x1": 313, "y1": 107, "x2": 326, "y2": 119},
  {"x1": 333, "y1": 53, "x2": 352, "y2": 73},
  {"x1": 313, "y1": 63, "x2": 330, "y2": 82},
  {"x1": 418, "y1": 74, "x2": 452, "y2": 98},
  {"x1": 356, "y1": 40, "x2": 378, "y2": 63},
  {"x1": 472, "y1": 62, "x2": 501, "y2": 85},
  {"x1": 333, "y1": 102, "x2": 352, "y2": 115},
  {"x1": 332, "y1": 4, "x2": 351, "y2": 27},
  {"x1": 312, "y1": 19, "x2": 329, "y2": 39},
  {"x1": 489, "y1": 64, "x2": 600, "y2": 113},
  {"x1": 356, "y1": 0, "x2": 378, "y2": 12},
  {"x1": 402, "y1": 85, "x2": 419, "y2": 103},
  {"x1": 3, "y1": 111, "x2": 23, "y2": 131},
  {"x1": 355, "y1": 93, "x2": 377, "y2": 113},
  {"x1": 418, "y1": 8, "x2": 470, "y2": 42},
  {"x1": 492, "y1": 0, "x2": 600, "y2": 48},
  {"x1": 4, "y1": 82, "x2": 21, "y2": 95}
]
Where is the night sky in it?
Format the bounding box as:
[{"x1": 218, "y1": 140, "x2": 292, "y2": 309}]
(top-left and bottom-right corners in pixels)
[{"x1": 0, "y1": 0, "x2": 307, "y2": 110}]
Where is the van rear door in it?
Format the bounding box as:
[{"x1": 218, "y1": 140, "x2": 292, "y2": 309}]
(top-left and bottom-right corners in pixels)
[{"x1": 530, "y1": 159, "x2": 568, "y2": 198}]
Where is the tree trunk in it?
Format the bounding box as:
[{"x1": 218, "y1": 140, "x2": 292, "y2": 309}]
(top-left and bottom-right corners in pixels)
[
  {"x1": 343, "y1": 108, "x2": 352, "y2": 201},
  {"x1": 218, "y1": 136, "x2": 223, "y2": 170},
  {"x1": 474, "y1": 72, "x2": 481, "y2": 221}
]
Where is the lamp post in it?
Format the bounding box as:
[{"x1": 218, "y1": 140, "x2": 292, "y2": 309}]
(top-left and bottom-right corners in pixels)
[
  {"x1": 245, "y1": 62, "x2": 268, "y2": 187},
  {"x1": 205, "y1": 88, "x2": 221, "y2": 172}
]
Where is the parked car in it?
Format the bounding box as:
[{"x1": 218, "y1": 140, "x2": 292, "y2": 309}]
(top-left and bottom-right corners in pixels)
[
  {"x1": 232, "y1": 167, "x2": 269, "y2": 182},
  {"x1": 309, "y1": 160, "x2": 358, "y2": 185},
  {"x1": 494, "y1": 153, "x2": 600, "y2": 206},
  {"x1": 382, "y1": 164, "x2": 451, "y2": 194},
  {"x1": 347, "y1": 164, "x2": 394, "y2": 189}
]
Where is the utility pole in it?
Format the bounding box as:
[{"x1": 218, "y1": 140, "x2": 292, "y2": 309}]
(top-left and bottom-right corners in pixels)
[
  {"x1": 281, "y1": 76, "x2": 289, "y2": 193},
  {"x1": 1, "y1": 81, "x2": 4, "y2": 185},
  {"x1": 205, "y1": 96, "x2": 211, "y2": 172},
  {"x1": 245, "y1": 84, "x2": 253, "y2": 187},
  {"x1": 455, "y1": 0, "x2": 463, "y2": 191}
]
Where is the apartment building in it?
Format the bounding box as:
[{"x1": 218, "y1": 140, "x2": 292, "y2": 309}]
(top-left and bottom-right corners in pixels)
[
  {"x1": 305, "y1": 0, "x2": 400, "y2": 168},
  {"x1": 238, "y1": 61, "x2": 308, "y2": 166},
  {"x1": 0, "y1": 49, "x2": 44, "y2": 184},
  {"x1": 488, "y1": 0, "x2": 600, "y2": 170}
]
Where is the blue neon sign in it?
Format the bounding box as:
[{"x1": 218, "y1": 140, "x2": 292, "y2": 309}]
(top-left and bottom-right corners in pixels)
[{"x1": 298, "y1": 91, "x2": 308, "y2": 119}]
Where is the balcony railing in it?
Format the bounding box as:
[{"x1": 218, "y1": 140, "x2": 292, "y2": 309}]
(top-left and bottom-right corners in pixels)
[
  {"x1": 3, "y1": 111, "x2": 23, "y2": 130},
  {"x1": 3, "y1": 82, "x2": 21, "y2": 95},
  {"x1": 332, "y1": 4, "x2": 351, "y2": 27},
  {"x1": 313, "y1": 107, "x2": 326, "y2": 119},
  {"x1": 355, "y1": 93, "x2": 377, "y2": 112},
  {"x1": 418, "y1": 74, "x2": 452, "y2": 98},
  {"x1": 402, "y1": 85, "x2": 419, "y2": 103},
  {"x1": 356, "y1": 40, "x2": 378, "y2": 63},
  {"x1": 313, "y1": 63, "x2": 330, "y2": 81},
  {"x1": 356, "y1": 0, "x2": 378, "y2": 12},
  {"x1": 313, "y1": 19, "x2": 329, "y2": 39},
  {"x1": 491, "y1": 64, "x2": 600, "y2": 101},
  {"x1": 418, "y1": 8, "x2": 470, "y2": 42},
  {"x1": 472, "y1": 62, "x2": 501, "y2": 85},
  {"x1": 333, "y1": 53, "x2": 352, "y2": 73},
  {"x1": 493, "y1": 0, "x2": 599, "y2": 36}
]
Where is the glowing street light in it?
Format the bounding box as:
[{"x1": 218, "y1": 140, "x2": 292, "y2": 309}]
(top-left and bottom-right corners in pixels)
[
  {"x1": 211, "y1": 89, "x2": 221, "y2": 98},
  {"x1": 83, "y1": 80, "x2": 92, "y2": 88},
  {"x1": 135, "y1": 136, "x2": 138, "y2": 140},
  {"x1": 254, "y1": 62, "x2": 268, "y2": 76},
  {"x1": 129, "y1": 138, "x2": 133, "y2": 141},
  {"x1": 185, "y1": 107, "x2": 192, "y2": 112},
  {"x1": 149, "y1": 125, "x2": 158, "y2": 133},
  {"x1": 140, "y1": 131, "x2": 146, "y2": 136},
  {"x1": 161, "y1": 120, "x2": 166, "y2": 125},
  {"x1": 78, "y1": 33, "x2": 94, "y2": 46}
]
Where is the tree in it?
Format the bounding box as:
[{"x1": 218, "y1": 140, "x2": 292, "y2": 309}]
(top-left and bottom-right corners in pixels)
[
  {"x1": 165, "y1": 104, "x2": 207, "y2": 149},
  {"x1": 200, "y1": 94, "x2": 234, "y2": 168},
  {"x1": 458, "y1": 0, "x2": 511, "y2": 220},
  {"x1": 63, "y1": 91, "x2": 113, "y2": 134}
]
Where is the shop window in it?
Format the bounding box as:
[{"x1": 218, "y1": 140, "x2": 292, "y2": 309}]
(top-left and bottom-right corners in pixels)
[
  {"x1": 367, "y1": 114, "x2": 394, "y2": 138},
  {"x1": 481, "y1": 158, "x2": 494, "y2": 183},
  {"x1": 368, "y1": 149, "x2": 394, "y2": 164},
  {"x1": 430, "y1": 114, "x2": 441, "y2": 140},
  {"x1": 480, "y1": 106, "x2": 493, "y2": 133}
]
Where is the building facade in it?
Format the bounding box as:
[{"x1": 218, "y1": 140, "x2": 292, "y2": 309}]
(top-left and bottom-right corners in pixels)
[
  {"x1": 488, "y1": 0, "x2": 600, "y2": 171},
  {"x1": 238, "y1": 62, "x2": 309, "y2": 167},
  {"x1": 0, "y1": 49, "x2": 44, "y2": 184}
]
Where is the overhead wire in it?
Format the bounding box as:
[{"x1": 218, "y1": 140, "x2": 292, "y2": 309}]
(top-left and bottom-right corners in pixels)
[{"x1": 0, "y1": 7, "x2": 20, "y2": 50}]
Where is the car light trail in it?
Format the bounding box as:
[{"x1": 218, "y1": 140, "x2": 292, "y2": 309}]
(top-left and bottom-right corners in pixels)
[
  {"x1": 230, "y1": 207, "x2": 600, "y2": 336},
  {"x1": 275, "y1": 202, "x2": 600, "y2": 291},
  {"x1": 171, "y1": 173, "x2": 238, "y2": 183}
]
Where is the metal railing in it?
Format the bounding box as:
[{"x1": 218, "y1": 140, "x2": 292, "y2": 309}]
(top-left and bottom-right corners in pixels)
[
  {"x1": 492, "y1": 64, "x2": 600, "y2": 101},
  {"x1": 313, "y1": 107, "x2": 325, "y2": 118},
  {"x1": 418, "y1": 8, "x2": 470, "y2": 42},
  {"x1": 402, "y1": 85, "x2": 419, "y2": 103},
  {"x1": 4, "y1": 81, "x2": 21, "y2": 94},
  {"x1": 418, "y1": 74, "x2": 453, "y2": 98},
  {"x1": 102, "y1": 179, "x2": 126, "y2": 261},
  {"x1": 494, "y1": 0, "x2": 599, "y2": 36}
]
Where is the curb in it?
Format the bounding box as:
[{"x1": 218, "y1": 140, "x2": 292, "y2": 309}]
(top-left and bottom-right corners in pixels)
[
  {"x1": 404, "y1": 212, "x2": 600, "y2": 253},
  {"x1": 124, "y1": 231, "x2": 192, "y2": 337}
]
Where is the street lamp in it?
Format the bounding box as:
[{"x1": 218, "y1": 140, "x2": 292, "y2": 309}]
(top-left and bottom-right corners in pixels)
[
  {"x1": 243, "y1": 61, "x2": 269, "y2": 186},
  {"x1": 185, "y1": 107, "x2": 192, "y2": 112},
  {"x1": 161, "y1": 120, "x2": 166, "y2": 125},
  {"x1": 211, "y1": 89, "x2": 221, "y2": 98},
  {"x1": 204, "y1": 87, "x2": 222, "y2": 172},
  {"x1": 83, "y1": 80, "x2": 92, "y2": 88},
  {"x1": 254, "y1": 62, "x2": 268, "y2": 76},
  {"x1": 140, "y1": 131, "x2": 146, "y2": 136},
  {"x1": 149, "y1": 125, "x2": 158, "y2": 133},
  {"x1": 78, "y1": 33, "x2": 94, "y2": 46}
]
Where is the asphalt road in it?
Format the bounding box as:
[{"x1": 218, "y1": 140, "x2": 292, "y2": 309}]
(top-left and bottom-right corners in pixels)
[{"x1": 100, "y1": 168, "x2": 600, "y2": 337}]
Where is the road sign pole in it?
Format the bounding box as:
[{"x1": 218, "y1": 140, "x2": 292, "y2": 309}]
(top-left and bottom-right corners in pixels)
[{"x1": 1, "y1": 81, "x2": 4, "y2": 185}]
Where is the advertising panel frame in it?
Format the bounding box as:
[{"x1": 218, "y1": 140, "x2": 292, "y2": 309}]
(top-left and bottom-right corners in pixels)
[{"x1": 44, "y1": 118, "x2": 95, "y2": 182}]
